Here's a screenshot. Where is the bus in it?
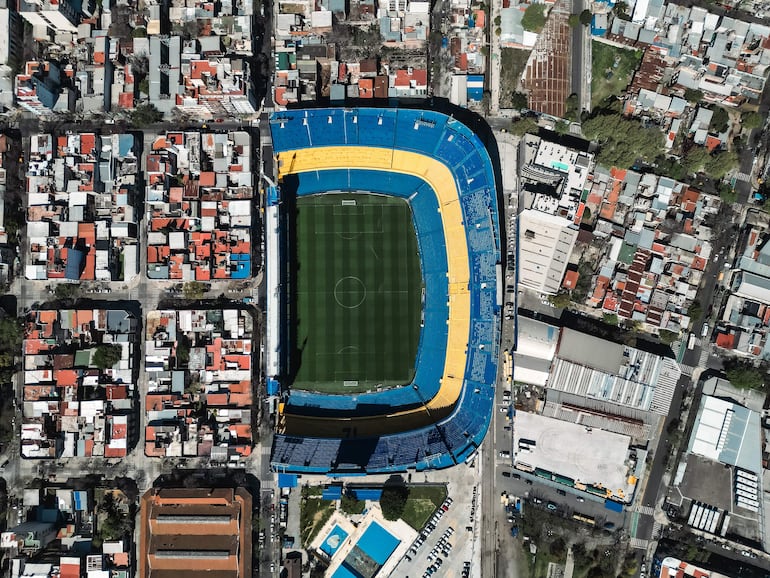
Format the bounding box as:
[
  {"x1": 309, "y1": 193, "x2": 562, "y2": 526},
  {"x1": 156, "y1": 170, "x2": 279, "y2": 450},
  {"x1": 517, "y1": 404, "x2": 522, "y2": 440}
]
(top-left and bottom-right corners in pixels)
[{"x1": 573, "y1": 513, "x2": 595, "y2": 526}]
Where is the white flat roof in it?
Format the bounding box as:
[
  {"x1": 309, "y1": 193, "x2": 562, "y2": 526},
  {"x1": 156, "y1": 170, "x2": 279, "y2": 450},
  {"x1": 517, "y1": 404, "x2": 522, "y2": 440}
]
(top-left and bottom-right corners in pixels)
[{"x1": 513, "y1": 412, "x2": 633, "y2": 499}]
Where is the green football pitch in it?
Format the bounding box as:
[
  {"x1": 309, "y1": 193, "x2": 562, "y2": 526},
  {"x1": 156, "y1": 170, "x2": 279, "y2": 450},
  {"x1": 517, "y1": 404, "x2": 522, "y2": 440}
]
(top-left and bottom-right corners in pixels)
[{"x1": 291, "y1": 193, "x2": 423, "y2": 394}]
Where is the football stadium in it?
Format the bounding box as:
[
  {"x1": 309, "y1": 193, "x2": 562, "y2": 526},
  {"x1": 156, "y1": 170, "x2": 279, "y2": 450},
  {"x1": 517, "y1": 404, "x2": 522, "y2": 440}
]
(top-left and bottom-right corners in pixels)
[{"x1": 266, "y1": 108, "x2": 501, "y2": 474}]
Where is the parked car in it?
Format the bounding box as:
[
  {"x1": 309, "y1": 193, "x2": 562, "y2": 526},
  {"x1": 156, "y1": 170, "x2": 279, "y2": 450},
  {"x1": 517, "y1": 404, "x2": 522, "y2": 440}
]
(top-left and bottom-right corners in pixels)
[{"x1": 499, "y1": 450, "x2": 511, "y2": 458}]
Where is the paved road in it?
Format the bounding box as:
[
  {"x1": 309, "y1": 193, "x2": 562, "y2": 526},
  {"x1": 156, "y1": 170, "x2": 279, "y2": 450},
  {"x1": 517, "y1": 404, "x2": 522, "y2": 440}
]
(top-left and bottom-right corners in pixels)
[
  {"x1": 2, "y1": 121, "x2": 277, "y2": 573},
  {"x1": 571, "y1": 0, "x2": 584, "y2": 111},
  {"x1": 635, "y1": 220, "x2": 734, "y2": 547}
]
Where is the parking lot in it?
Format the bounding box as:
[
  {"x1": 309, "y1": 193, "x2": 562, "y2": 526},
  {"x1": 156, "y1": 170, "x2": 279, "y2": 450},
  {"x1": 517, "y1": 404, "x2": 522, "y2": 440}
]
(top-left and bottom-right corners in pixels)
[
  {"x1": 392, "y1": 494, "x2": 474, "y2": 577},
  {"x1": 495, "y1": 472, "x2": 628, "y2": 532}
]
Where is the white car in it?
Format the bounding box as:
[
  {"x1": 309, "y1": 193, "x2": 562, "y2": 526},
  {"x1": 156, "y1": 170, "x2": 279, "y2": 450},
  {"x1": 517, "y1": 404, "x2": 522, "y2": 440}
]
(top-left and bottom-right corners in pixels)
[{"x1": 499, "y1": 450, "x2": 511, "y2": 458}]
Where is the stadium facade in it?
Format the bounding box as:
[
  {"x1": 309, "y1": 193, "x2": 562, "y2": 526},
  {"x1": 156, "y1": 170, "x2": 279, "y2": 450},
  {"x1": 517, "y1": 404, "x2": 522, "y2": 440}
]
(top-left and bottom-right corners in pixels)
[{"x1": 265, "y1": 108, "x2": 502, "y2": 474}]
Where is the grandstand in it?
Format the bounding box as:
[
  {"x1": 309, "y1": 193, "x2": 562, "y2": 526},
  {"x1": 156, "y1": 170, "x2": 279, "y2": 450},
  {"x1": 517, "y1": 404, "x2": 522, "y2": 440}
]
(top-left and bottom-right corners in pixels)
[{"x1": 267, "y1": 108, "x2": 501, "y2": 474}]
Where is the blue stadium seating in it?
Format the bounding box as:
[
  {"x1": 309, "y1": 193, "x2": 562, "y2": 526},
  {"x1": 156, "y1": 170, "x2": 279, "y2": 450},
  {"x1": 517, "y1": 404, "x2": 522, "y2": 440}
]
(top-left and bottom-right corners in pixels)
[{"x1": 270, "y1": 108, "x2": 502, "y2": 474}]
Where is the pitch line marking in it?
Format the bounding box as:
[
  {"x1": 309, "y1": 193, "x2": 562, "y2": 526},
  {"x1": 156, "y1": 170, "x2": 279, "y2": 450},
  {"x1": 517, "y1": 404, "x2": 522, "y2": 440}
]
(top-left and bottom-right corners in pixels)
[{"x1": 333, "y1": 276, "x2": 367, "y2": 309}]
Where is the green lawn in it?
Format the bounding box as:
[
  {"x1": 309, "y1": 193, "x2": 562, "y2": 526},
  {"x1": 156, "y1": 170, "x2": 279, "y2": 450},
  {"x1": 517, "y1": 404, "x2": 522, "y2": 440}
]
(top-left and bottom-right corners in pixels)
[
  {"x1": 401, "y1": 485, "x2": 447, "y2": 530},
  {"x1": 591, "y1": 41, "x2": 642, "y2": 109},
  {"x1": 500, "y1": 48, "x2": 532, "y2": 108},
  {"x1": 300, "y1": 496, "x2": 336, "y2": 546},
  {"x1": 292, "y1": 193, "x2": 422, "y2": 393}
]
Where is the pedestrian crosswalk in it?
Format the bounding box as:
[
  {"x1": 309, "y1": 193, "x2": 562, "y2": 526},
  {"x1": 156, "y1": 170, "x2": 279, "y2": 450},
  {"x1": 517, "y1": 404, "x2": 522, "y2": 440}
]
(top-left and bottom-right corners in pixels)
[
  {"x1": 635, "y1": 505, "x2": 655, "y2": 516},
  {"x1": 698, "y1": 347, "x2": 710, "y2": 368},
  {"x1": 652, "y1": 521, "x2": 662, "y2": 540},
  {"x1": 734, "y1": 172, "x2": 752, "y2": 182},
  {"x1": 680, "y1": 364, "x2": 695, "y2": 377},
  {"x1": 630, "y1": 537, "x2": 649, "y2": 549}
]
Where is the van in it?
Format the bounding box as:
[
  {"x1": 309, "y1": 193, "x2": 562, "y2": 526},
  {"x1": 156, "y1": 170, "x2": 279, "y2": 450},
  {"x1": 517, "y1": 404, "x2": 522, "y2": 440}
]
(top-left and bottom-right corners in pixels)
[{"x1": 701, "y1": 323, "x2": 710, "y2": 338}]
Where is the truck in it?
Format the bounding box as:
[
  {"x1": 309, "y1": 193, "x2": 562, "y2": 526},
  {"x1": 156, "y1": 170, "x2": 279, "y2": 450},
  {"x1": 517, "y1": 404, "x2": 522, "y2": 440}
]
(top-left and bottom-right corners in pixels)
[{"x1": 687, "y1": 332, "x2": 696, "y2": 350}]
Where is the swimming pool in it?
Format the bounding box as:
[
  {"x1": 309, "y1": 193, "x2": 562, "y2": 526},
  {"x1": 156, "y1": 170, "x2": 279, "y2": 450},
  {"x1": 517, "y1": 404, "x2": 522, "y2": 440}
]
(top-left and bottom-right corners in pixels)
[
  {"x1": 355, "y1": 521, "x2": 400, "y2": 565},
  {"x1": 320, "y1": 524, "x2": 349, "y2": 557}
]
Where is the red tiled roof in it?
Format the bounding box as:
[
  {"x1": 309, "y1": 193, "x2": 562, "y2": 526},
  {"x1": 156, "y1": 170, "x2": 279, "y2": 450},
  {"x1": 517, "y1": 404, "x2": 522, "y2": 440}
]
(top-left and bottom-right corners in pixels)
[
  {"x1": 563, "y1": 270, "x2": 579, "y2": 290},
  {"x1": 199, "y1": 172, "x2": 216, "y2": 187},
  {"x1": 80, "y1": 134, "x2": 96, "y2": 155},
  {"x1": 716, "y1": 332, "x2": 736, "y2": 349},
  {"x1": 394, "y1": 68, "x2": 428, "y2": 87},
  {"x1": 119, "y1": 92, "x2": 134, "y2": 109}
]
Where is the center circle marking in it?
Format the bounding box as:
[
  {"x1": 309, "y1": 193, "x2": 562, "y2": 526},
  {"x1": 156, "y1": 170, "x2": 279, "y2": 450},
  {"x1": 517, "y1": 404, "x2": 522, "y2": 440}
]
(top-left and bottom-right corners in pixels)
[{"x1": 334, "y1": 276, "x2": 366, "y2": 309}]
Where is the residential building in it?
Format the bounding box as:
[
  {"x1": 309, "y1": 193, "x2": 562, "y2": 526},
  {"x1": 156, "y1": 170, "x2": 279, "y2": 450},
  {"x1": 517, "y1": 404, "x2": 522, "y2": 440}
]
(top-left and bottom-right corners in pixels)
[
  {"x1": 716, "y1": 224, "x2": 770, "y2": 359},
  {"x1": 25, "y1": 132, "x2": 140, "y2": 281},
  {"x1": 144, "y1": 309, "x2": 253, "y2": 462},
  {"x1": 145, "y1": 130, "x2": 252, "y2": 281},
  {"x1": 21, "y1": 309, "x2": 138, "y2": 458},
  {"x1": 517, "y1": 135, "x2": 592, "y2": 294}
]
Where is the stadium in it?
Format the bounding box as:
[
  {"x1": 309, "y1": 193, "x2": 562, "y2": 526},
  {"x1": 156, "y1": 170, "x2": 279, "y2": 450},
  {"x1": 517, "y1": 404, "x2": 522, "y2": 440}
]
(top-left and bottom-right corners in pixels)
[{"x1": 266, "y1": 108, "x2": 501, "y2": 474}]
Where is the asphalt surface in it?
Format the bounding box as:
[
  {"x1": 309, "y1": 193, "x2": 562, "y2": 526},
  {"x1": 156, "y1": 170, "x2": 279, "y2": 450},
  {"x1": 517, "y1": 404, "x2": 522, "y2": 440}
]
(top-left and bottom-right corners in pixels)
[
  {"x1": 636, "y1": 213, "x2": 736, "y2": 547},
  {"x1": 571, "y1": 0, "x2": 584, "y2": 110}
]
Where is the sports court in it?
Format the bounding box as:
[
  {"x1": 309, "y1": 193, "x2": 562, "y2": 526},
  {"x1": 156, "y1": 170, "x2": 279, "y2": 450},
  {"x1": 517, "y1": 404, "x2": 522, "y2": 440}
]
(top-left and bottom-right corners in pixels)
[{"x1": 292, "y1": 193, "x2": 422, "y2": 393}]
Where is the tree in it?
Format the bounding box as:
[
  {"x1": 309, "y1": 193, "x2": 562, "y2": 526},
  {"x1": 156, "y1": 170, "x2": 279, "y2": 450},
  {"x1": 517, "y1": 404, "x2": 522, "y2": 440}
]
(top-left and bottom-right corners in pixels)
[
  {"x1": 0, "y1": 317, "x2": 22, "y2": 353},
  {"x1": 176, "y1": 336, "x2": 191, "y2": 367},
  {"x1": 549, "y1": 536, "x2": 567, "y2": 557},
  {"x1": 183, "y1": 281, "x2": 208, "y2": 300},
  {"x1": 564, "y1": 93, "x2": 579, "y2": 122},
  {"x1": 710, "y1": 106, "x2": 729, "y2": 133},
  {"x1": 742, "y1": 111, "x2": 763, "y2": 130},
  {"x1": 131, "y1": 26, "x2": 147, "y2": 38},
  {"x1": 681, "y1": 146, "x2": 709, "y2": 174},
  {"x1": 613, "y1": 1, "x2": 630, "y2": 19},
  {"x1": 55, "y1": 283, "x2": 81, "y2": 300},
  {"x1": 379, "y1": 486, "x2": 409, "y2": 521},
  {"x1": 725, "y1": 360, "x2": 765, "y2": 390},
  {"x1": 704, "y1": 150, "x2": 739, "y2": 180},
  {"x1": 511, "y1": 91, "x2": 528, "y2": 109},
  {"x1": 130, "y1": 103, "x2": 163, "y2": 127},
  {"x1": 340, "y1": 494, "x2": 365, "y2": 515},
  {"x1": 687, "y1": 300, "x2": 702, "y2": 320},
  {"x1": 549, "y1": 292, "x2": 572, "y2": 308},
  {"x1": 603, "y1": 313, "x2": 619, "y2": 326},
  {"x1": 92, "y1": 344, "x2": 123, "y2": 370},
  {"x1": 568, "y1": 13, "x2": 580, "y2": 27},
  {"x1": 582, "y1": 114, "x2": 663, "y2": 168},
  {"x1": 719, "y1": 182, "x2": 738, "y2": 204},
  {"x1": 683, "y1": 88, "x2": 703, "y2": 103},
  {"x1": 509, "y1": 117, "x2": 539, "y2": 136},
  {"x1": 521, "y1": 4, "x2": 547, "y2": 32},
  {"x1": 579, "y1": 8, "x2": 592, "y2": 25},
  {"x1": 659, "y1": 329, "x2": 679, "y2": 344}
]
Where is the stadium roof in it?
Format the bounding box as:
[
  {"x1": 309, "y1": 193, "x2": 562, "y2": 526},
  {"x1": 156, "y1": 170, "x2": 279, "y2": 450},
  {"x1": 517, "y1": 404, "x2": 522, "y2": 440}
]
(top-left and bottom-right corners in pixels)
[{"x1": 687, "y1": 395, "x2": 762, "y2": 473}]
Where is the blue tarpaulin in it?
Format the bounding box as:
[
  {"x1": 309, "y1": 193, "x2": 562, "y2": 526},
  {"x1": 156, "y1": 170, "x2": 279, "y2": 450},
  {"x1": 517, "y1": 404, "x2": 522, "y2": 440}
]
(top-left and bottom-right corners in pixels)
[
  {"x1": 322, "y1": 485, "x2": 343, "y2": 500},
  {"x1": 267, "y1": 186, "x2": 280, "y2": 206},
  {"x1": 604, "y1": 499, "x2": 624, "y2": 513},
  {"x1": 278, "y1": 474, "x2": 298, "y2": 488},
  {"x1": 266, "y1": 377, "x2": 280, "y2": 396},
  {"x1": 350, "y1": 488, "x2": 383, "y2": 501}
]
